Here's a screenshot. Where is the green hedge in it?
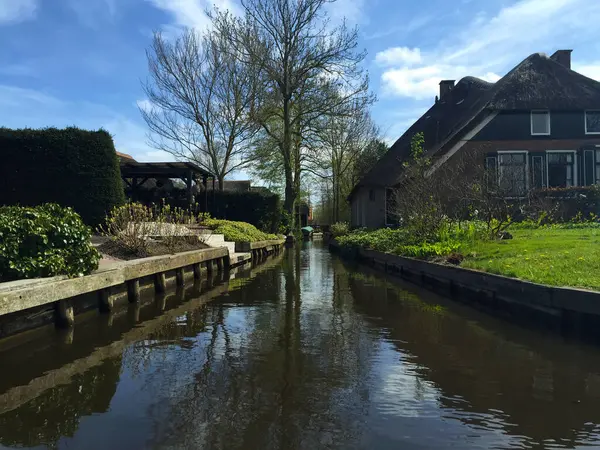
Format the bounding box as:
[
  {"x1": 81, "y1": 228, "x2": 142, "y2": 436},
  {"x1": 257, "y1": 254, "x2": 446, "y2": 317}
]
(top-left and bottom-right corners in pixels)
[
  {"x1": 206, "y1": 191, "x2": 281, "y2": 233},
  {"x1": 0, "y1": 127, "x2": 125, "y2": 226},
  {"x1": 0, "y1": 204, "x2": 100, "y2": 281},
  {"x1": 203, "y1": 218, "x2": 279, "y2": 242}
]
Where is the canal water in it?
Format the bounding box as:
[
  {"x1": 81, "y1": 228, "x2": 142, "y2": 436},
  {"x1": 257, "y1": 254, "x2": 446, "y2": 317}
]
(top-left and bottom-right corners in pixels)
[{"x1": 2, "y1": 243, "x2": 600, "y2": 449}]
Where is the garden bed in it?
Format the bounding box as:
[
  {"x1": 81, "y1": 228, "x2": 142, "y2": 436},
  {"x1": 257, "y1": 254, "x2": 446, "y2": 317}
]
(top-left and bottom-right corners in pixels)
[{"x1": 97, "y1": 237, "x2": 209, "y2": 261}]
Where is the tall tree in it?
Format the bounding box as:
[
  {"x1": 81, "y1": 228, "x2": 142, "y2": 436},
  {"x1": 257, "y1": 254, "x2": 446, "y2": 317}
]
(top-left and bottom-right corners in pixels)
[
  {"x1": 305, "y1": 101, "x2": 378, "y2": 222},
  {"x1": 212, "y1": 0, "x2": 372, "y2": 218},
  {"x1": 141, "y1": 29, "x2": 258, "y2": 190}
]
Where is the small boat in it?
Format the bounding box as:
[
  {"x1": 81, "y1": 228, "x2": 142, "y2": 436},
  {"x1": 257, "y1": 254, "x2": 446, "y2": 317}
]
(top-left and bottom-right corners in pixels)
[{"x1": 301, "y1": 226, "x2": 314, "y2": 240}]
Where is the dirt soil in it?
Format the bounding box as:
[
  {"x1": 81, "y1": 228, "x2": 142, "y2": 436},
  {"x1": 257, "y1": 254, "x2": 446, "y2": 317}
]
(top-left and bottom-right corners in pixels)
[{"x1": 98, "y1": 238, "x2": 209, "y2": 261}]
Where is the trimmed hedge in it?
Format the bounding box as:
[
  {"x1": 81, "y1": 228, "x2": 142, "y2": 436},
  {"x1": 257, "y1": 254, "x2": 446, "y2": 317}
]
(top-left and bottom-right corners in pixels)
[
  {"x1": 0, "y1": 204, "x2": 100, "y2": 281},
  {"x1": 203, "y1": 218, "x2": 279, "y2": 242},
  {"x1": 207, "y1": 191, "x2": 281, "y2": 233},
  {"x1": 0, "y1": 127, "x2": 125, "y2": 226}
]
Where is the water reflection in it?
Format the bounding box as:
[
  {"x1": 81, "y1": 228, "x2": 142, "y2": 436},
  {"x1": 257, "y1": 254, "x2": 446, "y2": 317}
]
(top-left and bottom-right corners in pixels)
[{"x1": 1, "y1": 243, "x2": 600, "y2": 449}]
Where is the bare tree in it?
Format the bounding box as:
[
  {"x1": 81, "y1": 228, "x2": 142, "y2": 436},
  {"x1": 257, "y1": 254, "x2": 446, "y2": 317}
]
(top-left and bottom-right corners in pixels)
[
  {"x1": 141, "y1": 29, "x2": 258, "y2": 190},
  {"x1": 211, "y1": 0, "x2": 373, "y2": 218},
  {"x1": 305, "y1": 101, "x2": 378, "y2": 222}
]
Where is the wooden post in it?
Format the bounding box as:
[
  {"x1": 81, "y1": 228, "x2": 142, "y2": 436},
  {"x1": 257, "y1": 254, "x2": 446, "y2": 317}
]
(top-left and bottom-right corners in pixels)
[
  {"x1": 186, "y1": 169, "x2": 194, "y2": 207},
  {"x1": 156, "y1": 294, "x2": 167, "y2": 311},
  {"x1": 55, "y1": 300, "x2": 74, "y2": 328},
  {"x1": 216, "y1": 257, "x2": 223, "y2": 272},
  {"x1": 154, "y1": 273, "x2": 166, "y2": 293},
  {"x1": 176, "y1": 268, "x2": 185, "y2": 286},
  {"x1": 193, "y1": 263, "x2": 202, "y2": 280},
  {"x1": 127, "y1": 279, "x2": 140, "y2": 303},
  {"x1": 203, "y1": 175, "x2": 208, "y2": 213},
  {"x1": 98, "y1": 288, "x2": 113, "y2": 313},
  {"x1": 206, "y1": 260, "x2": 213, "y2": 277}
]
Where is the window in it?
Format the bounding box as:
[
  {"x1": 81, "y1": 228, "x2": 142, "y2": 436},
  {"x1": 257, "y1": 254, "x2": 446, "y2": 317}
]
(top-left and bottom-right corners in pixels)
[
  {"x1": 485, "y1": 156, "x2": 498, "y2": 190},
  {"x1": 597, "y1": 150, "x2": 600, "y2": 184},
  {"x1": 531, "y1": 110, "x2": 550, "y2": 135},
  {"x1": 547, "y1": 151, "x2": 576, "y2": 188},
  {"x1": 585, "y1": 111, "x2": 600, "y2": 134},
  {"x1": 498, "y1": 152, "x2": 527, "y2": 196},
  {"x1": 385, "y1": 188, "x2": 398, "y2": 226},
  {"x1": 532, "y1": 155, "x2": 545, "y2": 189},
  {"x1": 584, "y1": 150, "x2": 594, "y2": 186}
]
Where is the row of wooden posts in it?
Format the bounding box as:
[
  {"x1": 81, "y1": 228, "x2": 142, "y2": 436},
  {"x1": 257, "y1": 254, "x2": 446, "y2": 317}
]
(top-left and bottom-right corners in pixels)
[
  {"x1": 56, "y1": 255, "x2": 231, "y2": 329},
  {"x1": 55, "y1": 245, "x2": 283, "y2": 329}
]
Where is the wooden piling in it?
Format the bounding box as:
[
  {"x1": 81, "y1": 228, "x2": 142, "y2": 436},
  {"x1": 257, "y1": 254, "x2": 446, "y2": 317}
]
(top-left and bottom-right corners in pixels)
[
  {"x1": 98, "y1": 288, "x2": 113, "y2": 313},
  {"x1": 127, "y1": 279, "x2": 140, "y2": 303},
  {"x1": 193, "y1": 263, "x2": 202, "y2": 280},
  {"x1": 55, "y1": 300, "x2": 74, "y2": 328},
  {"x1": 154, "y1": 273, "x2": 166, "y2": 293},
  {"x1": 176, "y1": 268, "x2": 185, "y2": 286}
]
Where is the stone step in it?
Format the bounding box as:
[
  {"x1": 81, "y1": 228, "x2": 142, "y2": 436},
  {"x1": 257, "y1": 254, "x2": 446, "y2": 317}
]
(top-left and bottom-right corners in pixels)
[{"x1": 203, "y1": 234, "x2": 225, "y2": 246}]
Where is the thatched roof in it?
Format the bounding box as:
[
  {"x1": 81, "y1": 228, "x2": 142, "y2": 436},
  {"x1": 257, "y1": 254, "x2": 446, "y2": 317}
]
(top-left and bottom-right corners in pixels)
[
  {"x1": 350, "y1": 52, "x2": 600, "y2": 196},
  {"x1": 356, "y1": 75, "x2": 493, "y2": 190}
]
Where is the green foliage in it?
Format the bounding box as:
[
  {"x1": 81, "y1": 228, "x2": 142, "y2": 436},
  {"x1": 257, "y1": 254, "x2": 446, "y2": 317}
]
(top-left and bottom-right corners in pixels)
[
  {"x1": 206, "y1": 190, "x2": 282, "y2": 233},
  {"x1": 0, "y1": 204, "x2": 100, "y2": 281},
  {"x1": 202, "y1": 218, "x2": 278, "y2": 242},
  {"x1": 330, "y1": 222, "x2": 350, "y2": 238},
  {"x1": 0, "y1": 127, "x2": 125, "y2": 226},
  {"x1": 409, "y1": 131, "x2": 425, "y2": 161}
]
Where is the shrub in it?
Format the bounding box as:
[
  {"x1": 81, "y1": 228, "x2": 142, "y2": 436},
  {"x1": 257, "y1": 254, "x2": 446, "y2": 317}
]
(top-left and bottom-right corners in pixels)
[
  {"x1": 0, "y1": 204, "x2": 100, "y2": 281},
  {"x1": 330, "y1": 222, "x2": 350, "y2": 238},
  {"x1": 206, "y1": 190, "x2": 282, "y2": 233},
  {"x1": 202, "y1": 218, "x2": 278, "y2": 242},
  {"x1": 0, "y1": 127, "x2": 125, "y2": 227},
  {"x1": 100, "y1": 202, "x2": 200, "y2": 257}
]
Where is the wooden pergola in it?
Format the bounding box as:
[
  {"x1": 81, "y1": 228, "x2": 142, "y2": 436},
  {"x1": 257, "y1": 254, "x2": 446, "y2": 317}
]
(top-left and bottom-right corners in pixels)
[{"x1": 120, "y1": 160, "x2": 215, "y2": 209}]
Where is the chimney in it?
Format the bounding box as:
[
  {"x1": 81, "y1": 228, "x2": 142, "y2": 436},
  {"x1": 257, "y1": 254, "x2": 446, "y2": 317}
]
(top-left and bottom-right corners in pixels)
[
  {"x1": 439, "y1": 80, "x2": 455, "y2": 99},
  {"x1": 550, "y1": 49, "x2": 572, "y2": 69}
]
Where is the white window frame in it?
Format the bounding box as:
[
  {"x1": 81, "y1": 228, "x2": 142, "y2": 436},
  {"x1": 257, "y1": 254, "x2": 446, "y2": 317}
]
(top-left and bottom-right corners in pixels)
[
  {"x1": 531, "y1": 110, "x2": 551, "y2": 136},
  {"x1": 546, "y1": 150, "x2": 578, "y2": 187},
  {"x1": 497, "y1": 150, "x2": 529, "y2": 196},
  {"x1": 584, "y1": 110, "x2": 600, "y2": 135}
]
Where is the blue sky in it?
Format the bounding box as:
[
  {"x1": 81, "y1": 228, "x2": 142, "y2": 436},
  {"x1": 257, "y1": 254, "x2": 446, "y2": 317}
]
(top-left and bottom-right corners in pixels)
[{"x1": 1, "y1": 0, "x2": 600, "y2": 176}]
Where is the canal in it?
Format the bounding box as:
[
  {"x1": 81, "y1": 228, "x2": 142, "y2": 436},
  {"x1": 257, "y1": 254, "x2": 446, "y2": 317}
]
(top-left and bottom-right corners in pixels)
[{"x1": 2, "y1": 242, "x2": 600, "y2": 449}]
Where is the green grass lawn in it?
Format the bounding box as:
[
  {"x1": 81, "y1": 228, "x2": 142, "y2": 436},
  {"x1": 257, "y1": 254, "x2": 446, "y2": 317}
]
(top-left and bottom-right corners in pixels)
[{"x1": 460, "y1": 227, "x2": 600, "y2": 290}]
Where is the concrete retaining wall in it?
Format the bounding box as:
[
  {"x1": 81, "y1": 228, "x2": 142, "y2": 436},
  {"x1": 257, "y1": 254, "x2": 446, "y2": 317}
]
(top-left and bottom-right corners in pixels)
[
  {"x1": 0, "y1": 240, "x2": 284, "y2": 339},
  {"x1": 330, "y1": 241, "x2": 600, "y2": 339}
]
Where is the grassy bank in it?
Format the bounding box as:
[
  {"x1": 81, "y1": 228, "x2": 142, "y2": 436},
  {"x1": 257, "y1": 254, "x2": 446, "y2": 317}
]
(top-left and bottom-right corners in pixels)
[
  {"x1": 461, "y1": 227, "x2": 600, "y2": 290},
  {"x1": 337, "y1": 223, "x2": 600, "y2": 291}
]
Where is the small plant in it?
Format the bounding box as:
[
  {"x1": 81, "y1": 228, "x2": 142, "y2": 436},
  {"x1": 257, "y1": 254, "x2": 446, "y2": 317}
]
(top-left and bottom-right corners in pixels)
[
  {"x1": 100, "y1": 203, "x2": 154, "y2": 256},
  {"x1": 330, "y1": 222, "x2": 350, "y2": 238},
  {"x1": 100, "y1": 202, "x2": 203, "y2": 257},
  {"x1": 0, "y1": 204, "x2": 100, "y2": 281}
]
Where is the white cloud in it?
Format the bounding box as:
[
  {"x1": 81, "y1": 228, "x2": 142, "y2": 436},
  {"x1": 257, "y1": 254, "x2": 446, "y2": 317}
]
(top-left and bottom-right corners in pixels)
[
  {"x1": 382, "y1": 65, "x2": 500, "y2": 100},
  {"x1": 0, "y1": 0, "x2": 38, "y2": 24},
  {"x1": 574, "y1": 63, "x2": 600, "y2": 81},
  {"x1": 326, "y1": 0, "x2": 366, "y2": 25},
  {"x1": 375, "y1": 47, "x2": 422, "y2": 67},
  {"x1": 146, "y1": 0, "x2": 239, "y2": 31},
  {"x1": 377, "y1": 0, "x2": 600, "y2": 100},
  {"x1": 136, "y1": 99, "x2": 156, "y2": 112},
  {"x1": 67, "y1": 0, "x2": 119, "y2": 27}
]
